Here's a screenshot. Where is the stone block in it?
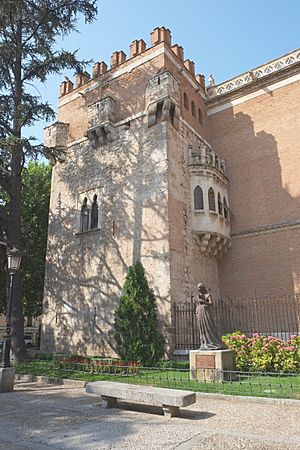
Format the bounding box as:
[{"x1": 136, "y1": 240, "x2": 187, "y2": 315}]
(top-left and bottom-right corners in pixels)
[
  {"x1": 189, "y1": 349, "x2": 236, "y2": 382},
  {"x1": 0, "y1": 367, "x2": 15, "y2": 393},
  {"x1": 145, "y1": 71, "x2": 180, "y2": 110},
  {"x1": 44, "y1": 122, "x2": 69, "y2": 149},
  {"x1": 86, "y1": 381, "x2": 196, "y2": 417}
]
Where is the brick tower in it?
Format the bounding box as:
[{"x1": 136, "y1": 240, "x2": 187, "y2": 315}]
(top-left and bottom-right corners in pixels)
[{"x1": 41, "y1": 28, "x2": 300, "y2": 354}]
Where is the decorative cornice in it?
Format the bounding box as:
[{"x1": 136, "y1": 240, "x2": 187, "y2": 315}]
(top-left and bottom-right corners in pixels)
[
  {"x1": 231, "y1": 220, "x2": 300, "y2": 238},
  {"x1": 207, "y1": 48, "x2": 300, "y2": 99}
]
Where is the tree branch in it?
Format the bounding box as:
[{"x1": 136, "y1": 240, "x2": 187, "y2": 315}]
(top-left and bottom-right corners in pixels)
[
  {"x1": 0, "y1": 118, "x2": 14, "y2": 135},
  {"x1": 0, "y1": 171, "x2": 12, "y2": 196}
]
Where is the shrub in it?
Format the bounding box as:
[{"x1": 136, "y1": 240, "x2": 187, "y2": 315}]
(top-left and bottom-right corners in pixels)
[
  {"x1": 222, "y1": 332, "x2": 300, "y2": 372},
  {"x1": 156, "y1": 360, "x2": 190, "y2": 369},
  {"x1": 114, "y1": 261, "x2": 165, "y2": 366},
  {"x1": 222, "y1": 332, "x2": 252, "y2": 370}
]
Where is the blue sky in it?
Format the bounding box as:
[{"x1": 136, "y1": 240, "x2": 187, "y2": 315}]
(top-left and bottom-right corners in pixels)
[{"x1": 30, "y1": 0, "x2": 300, "y2": 143}]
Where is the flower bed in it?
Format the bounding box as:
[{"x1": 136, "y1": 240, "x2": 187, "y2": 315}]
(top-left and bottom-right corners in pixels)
[
  {"x1": 52, "y1": 354, "x2": 140, "y2": 374},
  {"x1": 222, "y1": 332, "x2": 300, "y2": 372}
]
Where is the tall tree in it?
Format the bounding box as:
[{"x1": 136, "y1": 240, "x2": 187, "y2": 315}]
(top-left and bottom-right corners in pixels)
[
  {"x1": 0, "y1": 0, "x2": 98, "y2": 362},
  {"x1": 114, "y1": 261, "x2": 165, "y2": 366},
  {"x1": 0, "y1": 162, "x2": 51, "y2": 316},
  {"x1": 21, "y1": 162, "x2": 51, "y2": 319}
]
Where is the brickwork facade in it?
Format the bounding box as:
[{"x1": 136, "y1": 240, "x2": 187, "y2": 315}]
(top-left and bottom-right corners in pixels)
[{"x1": 41, "y1": 28, "x2": 300, "y2": 354}]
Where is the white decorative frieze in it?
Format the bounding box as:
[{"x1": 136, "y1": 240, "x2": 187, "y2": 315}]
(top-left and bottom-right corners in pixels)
[{"x1": 207, "y1": 49, "x2": 300, "y2": 98}]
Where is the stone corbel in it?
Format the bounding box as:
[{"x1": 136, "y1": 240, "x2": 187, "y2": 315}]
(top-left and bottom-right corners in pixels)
[
  {"x1": 147, "y1": 103, "x2": 157, "y2": 127},
  {"x1": 173, "y1": 105, "x2": 180, "y2": 129},
  {"x1": 86, "y1": 122, "x2": 115, "y2": 148},
  {"x1": 162, "y1": 98, "x2": 172, "y2": 121},
  {"x1": 103, "y1": 123, "x2": 114, "y2": 142},
  {"x1": 147, "y1": 98, "x2": 179, "y2": 129},
  {"x1": 199, "y1": 233, "x2": 231, "y2": 258}
]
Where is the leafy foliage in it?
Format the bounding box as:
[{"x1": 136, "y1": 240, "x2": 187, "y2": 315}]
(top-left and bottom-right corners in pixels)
[
  {"x1": 21, "y1": 162, "x2": 51, "y2": 317},
  {"x1": 0, "y1": 162, "x2": 51, "y2": 317},
  {"x1": 0, "y1": 0, "x2": 97, "y2": 167},
  {"x1": 222, "y1": 332, "x2": 300, "y2": 372},
  {"x1": 114, "y1": 261, "x2": 165, "y2": 366},
  {"x1": 0, "y1": 0, "x2": 97, "y2": 361}
]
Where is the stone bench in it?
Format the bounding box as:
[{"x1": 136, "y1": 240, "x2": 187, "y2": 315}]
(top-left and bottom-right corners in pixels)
[{"x1": 86, "y1": 381, "x2": 196, "y2": 418}]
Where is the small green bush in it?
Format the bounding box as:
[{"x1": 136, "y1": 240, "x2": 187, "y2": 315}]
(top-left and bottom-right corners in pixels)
[
  {"x1": 114, "y1": 261, "x2": 165, "y2": 366},
  {"x1": 156, "y1": 360, "x2": 189, "y2": 369},
  {"x1": 32, "y1": 353, "x2": 54, "y2": 361},
  {"x1": 222, "y1": 332, "x2": 300, "y2": 372}
]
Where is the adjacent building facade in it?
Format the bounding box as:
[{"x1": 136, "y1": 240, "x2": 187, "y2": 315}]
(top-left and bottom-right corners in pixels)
[{"x1": 41, "y1": 28, "x2": 300, "y2": 355}]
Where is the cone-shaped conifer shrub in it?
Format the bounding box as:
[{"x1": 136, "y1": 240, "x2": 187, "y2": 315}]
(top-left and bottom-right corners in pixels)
[{"x1": 114, "y1": 261, "x2": 164, "y2": 366}]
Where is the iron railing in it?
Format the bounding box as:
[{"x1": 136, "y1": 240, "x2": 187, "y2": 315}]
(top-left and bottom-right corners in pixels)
[
  {"x1": 17, "y1": 358, "x2": 300, "y2": 400},
  {"x1": 174, "y1": 293, "x2": 300, "y2": 350}
]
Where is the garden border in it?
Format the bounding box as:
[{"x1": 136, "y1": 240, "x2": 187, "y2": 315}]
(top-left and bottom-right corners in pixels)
[{"x1": 15, "y1": 373, "x2": 300, "y2": 406}]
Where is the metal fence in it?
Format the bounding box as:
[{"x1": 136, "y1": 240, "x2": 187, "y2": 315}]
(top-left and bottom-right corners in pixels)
[
  {"x1": 20, "y1": 357, "x2": 300, "y2": 400},
  {"x1": 174, "y1": 293, "x2": 300, "y2": 350}
]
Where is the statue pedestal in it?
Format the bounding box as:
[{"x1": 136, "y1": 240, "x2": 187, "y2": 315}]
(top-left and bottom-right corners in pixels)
[
  {"x1": 189, "y1": 349, "x2": 236, "y2": 383},
  {"x1": 0, "y1": 367, "x2": 15, "y2": 393}
]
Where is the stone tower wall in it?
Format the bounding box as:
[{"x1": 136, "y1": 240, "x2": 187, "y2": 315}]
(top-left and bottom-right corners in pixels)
[
  {"x1": 41, "y1": 27, "x2": 219, "y2": 355},
  {"x1": 42, "y1": 27, "x2": 300, "y2": 355}
]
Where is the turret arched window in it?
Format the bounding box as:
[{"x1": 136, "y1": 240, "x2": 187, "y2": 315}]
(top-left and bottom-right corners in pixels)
[
  {"x1": 198, "y1": 108, "x2": 203, "y2": 125},
  {"x1": 80, "y1": 197, "x2": 89, "y2": 232},
  {"x1": 183, "y1": 92, "x2": 189, "y2": 110},
  {"x1": 194, "y1": 186, "x2": 204, "y2": 210},
  {"x1": 218, "y1": 193, "x2": 222, "y2": 215},
  {"x1": 91, "y1": 194, "x2": 99, "y2": 229},
  {"x1": 191, "y1": 101, "x2": 196, "y2": 117},
  {"x1": 208, "y1": 188, "x2": 216, "y2": 212},
  {"x1": 223, "y1": 197, "x2": 228, "y2": 220}
]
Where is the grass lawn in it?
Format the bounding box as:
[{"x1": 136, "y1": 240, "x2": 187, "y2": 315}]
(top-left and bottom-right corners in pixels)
[{"x1": 15, "y1": 360, "x2": 300, "y2": 400}]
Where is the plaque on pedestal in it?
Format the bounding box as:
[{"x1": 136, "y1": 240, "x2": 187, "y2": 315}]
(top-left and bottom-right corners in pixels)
[{"x1": 190, "y1": 349, "x2": 236, "y2": 382}]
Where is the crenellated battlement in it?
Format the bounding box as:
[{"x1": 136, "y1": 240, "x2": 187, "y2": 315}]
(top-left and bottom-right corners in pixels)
[{"x1": 58, "y1": 27, "x2": 206, "y2": 99}]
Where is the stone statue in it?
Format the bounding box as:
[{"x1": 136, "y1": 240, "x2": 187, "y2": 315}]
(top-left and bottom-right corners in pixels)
[
  {"x1": 195, "y1": 283, "x2": 226, "y2": 351},
  {"x1": 208, "y1": 74, "x2": 216, "y2": 87}
]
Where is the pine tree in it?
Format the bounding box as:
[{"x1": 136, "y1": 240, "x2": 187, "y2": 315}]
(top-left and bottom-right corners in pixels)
[
  {"x1": 114, "y1": 261, "x2": 165, "y2": 366},
  {"x1": 0, "y1": 162, "x2": 51, "y2": 318},
  {"x1": 0, "y1": 0, "x2": 97, "y2": 362}
]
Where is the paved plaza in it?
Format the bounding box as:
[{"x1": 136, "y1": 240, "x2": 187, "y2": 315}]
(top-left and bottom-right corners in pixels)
[{"x1": 0, "y1": 379, "x2": 299, "y2": 449}]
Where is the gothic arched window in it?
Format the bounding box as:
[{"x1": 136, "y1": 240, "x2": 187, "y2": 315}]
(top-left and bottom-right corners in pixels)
[
  {"x1": 80, "y1": 197, "x2": 89, "y2": 232},
  {"x1": 191, "y1": 101, "x2": 196, "y2": 117},
  {"x1": 223, "y1": 197, "x2": 228, "y2": 219},
  {"x1": 194, "y1": 186, "x2": 204, "y2": 210},
  {"x1": 91, "y1": 194, "x2": 99, "y2": 229},
  {"x1": 208, "y1": 188, "x2": 216, "y2": 212},
  {"x1": 218, "y1": 193, "x2": 222, "y2": 215},
  {"x1": 183, "y1": 92, "x2": 189, "y2": 110},
  {"x1": 198, "y1": 108, "x2": 203, "y2": 125}
]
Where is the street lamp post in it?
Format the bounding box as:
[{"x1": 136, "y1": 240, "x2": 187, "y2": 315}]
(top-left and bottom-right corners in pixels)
[{"x1": 0, "y1": 247, "x2": 22, "y2": 368}]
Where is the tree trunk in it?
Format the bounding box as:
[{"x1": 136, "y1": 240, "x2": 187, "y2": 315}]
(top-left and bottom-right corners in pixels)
[
  {"x1": 8, "y1": 181, "x2": 27, "y2": 362},
  {"x1": 8, "y1": 13, "x2": 27, "y2": 363}
]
